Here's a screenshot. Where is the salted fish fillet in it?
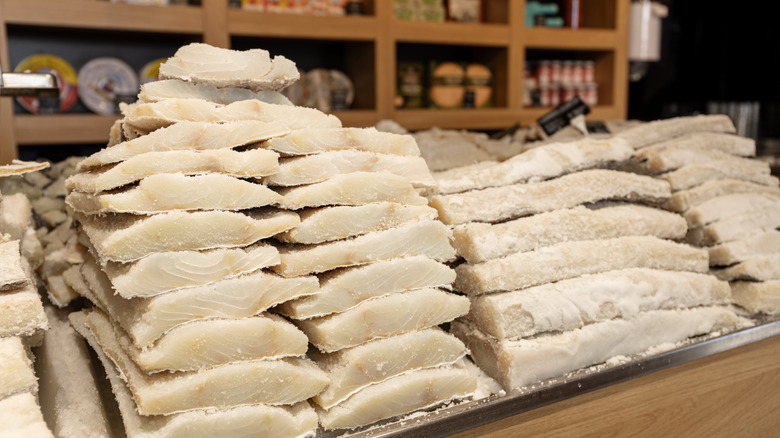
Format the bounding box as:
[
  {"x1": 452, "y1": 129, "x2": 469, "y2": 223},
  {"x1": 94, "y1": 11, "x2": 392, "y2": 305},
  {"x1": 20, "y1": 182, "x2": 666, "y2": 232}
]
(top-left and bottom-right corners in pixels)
[
  {"x1": 0, "y1": 240, "x2": 29, "y2": 291},
  {"x1": 75, "y1": 208, "x2": 298, "y2": 263},
  {"x1": 454, "y1": 235, "x2": 708, "y2": 295},
  {"x1": 275, "y1": 203, "x2": 438, "y2": 244},
  {"x1": 77, "y1": 121, "x2": 289, "y2": 171},
  {"x1": 79, "y1": 256, "x2": 318, "y2": 348},
  {"x1": 71, "y1": 310, "x2": 329, "y2": 416},
  {"x1": 452, "y1": 204, "x2": 687, "y2": 264},
  {"x1": 0, "y1": 392, "x2": 54, "y2": 438},
  {"x1": 66, "y1": 148, "x2": 279, "y2": 193},
  {"x1": 433, "y1": 137, "x2": 634, "y2": 195},
  {"x1": 687, "y1": 202, "x2": 780, "y2": 246},
  {"x1": 631, "y1": 132, "x2": 756, "y2": 157},
  {"x1": 712, "y1": 254, "x2": 780, "y2": 282},
  {"x1": 278, "y1": 256, "x2": 455, "y2": 319},
  {"x1": 66, "y1": 173, "x2": 283, "y2": 215},
  {"x1": 0, "y1": 337, "x2": 37, "y2": 400},
  {"x1": 122, "y1": 98, "x2": 341, "y2": 134},
  {"x1": 730, "y1": 280, "x2": 780, "y2": 314},
  {"x1": 452, "y1": 306, "x2": 746, "y2": 391},
  {"x1": 105, "y1": 243, "x2": 280, "y2": 298},
  {"x1": 311, "y1": 328, "x2": 466, "y2": 409},
  {"x1": 265, "y1": 150, "x2": 436, "y2": 188},
  {"x1": 661, "y1": 159, "x2": 775, "y2": 192},
  {"x1": 296, "y1": 288, "x2": 469, "y2": 353},
  {"x1": 264, "y1": 127, "x2": 421, "y2": 156},
  {"x1": 709, "y1": 231, "x2": 780, "y2": 266},
  {"x1": 278, "y1": 172, "x2": 427, "y2": 210},
  {"x1": 466, "y1": 268, "x2": 730, "y2": 340},
  {"x1": 317, "y1": 360, "x2": 475, "y2": 430},
  {"x1": 139, "y1": 79, "x2": 294, "y2": 106},
  {"x1": 0, "y1": 159, "x2": 49, "y2": 177},
  {"x1": 273, "y1": 220, "x2": 456, "y2": 277},
  {"x1": 613, "y1": 114, "x2": 735, "y2": 150},
  {"x1": 432, "y1": 169, "x2": 671, "y2": 226},
  {"x1": 0, "y1": 283, "x2": 48, "y2": 339},
  {"x1": 665, "y1": 178, "x2": 780, "y2": 212},
  {"x1": 69, "y1": 312, "x2": 318, "y2": 438},
  {"x1": 159, "y1": 43, "x2": 299, "y2": 92},
  {"x1": 684, "y1": 192, "x2": 780, "y2": 226},
  {"x1": 625, "y1": 146, "x2": 756, "y2": 175}
]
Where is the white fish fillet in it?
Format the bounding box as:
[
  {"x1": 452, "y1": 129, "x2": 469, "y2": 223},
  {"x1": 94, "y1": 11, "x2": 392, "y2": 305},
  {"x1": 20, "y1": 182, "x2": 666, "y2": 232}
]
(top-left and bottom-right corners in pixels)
[
  {"x1": 684, "y1": 192, "x2": 780, "y2": 226},
  {"x1": 67, "y1": 173, "x2": 283, "y2": 215},
  {"x1": 0, "y1": 240, "x2": 29, "y2": 291},
  {"x1": 451, "y1": 204, "x2": 687, "y2": 264},
  {"x1": 317, "y1": 360, "x2": 475, "y2": 430},
  {"x1": 273, "y1": 220, "x2": 456, "y2": 277},
  {"x1": 71, "y1": 309, "x2": 329, "y2": 415},
  {"x1": 311, "y1": 328, "x2": 466, "y2": 409},
  {"x1": 613, "y1": 114, "x2": 735, "y2": 149},
  {"x1": 661, "y1": 159, "x2": 775, "y2": 192},
  {"x1": 630, "y1": 132, "x2": 755, "y2": 158},
  {"x1": 277, "y1": 256, "x2": 455, "y2": 319},
  {"x1": 625, "y1": 147, "x2": 754, "y2": 175},
  {"x1": 77, "y1": 121, "x2": 289, "y2": 171},
  {"x1": 433, "y1": 137, "x2": 633, "y2": 195},
  {"x1": 730, "y1": 280, "x2": 780, "y2": 314},
  {"x1": 712, "y1": 253, "x2": 780, "y2": 282},
  {"x1": 0, "y1": 337, "x2": 36, "y2": 400},
  {"x1": 76, "y1": 209, "x2": 299, "y2": 263},
  {"x1": 265, "y1": 150, "x2": 436, "y2": 188},
  {"x1": 709, "y1": 230, "x2": 780, "y2": 266},
  {"x1": 0, "y1": 193, "x2": 33, "y2": 241},
  {"x1": 296, "y1": 288, "x2": 470, "y2": 353},
  {"x1": 275, "y1": 203, "x2": 438, "y2": 244},
  {"x1": 139, "y1": 79, "x2": 294, "y2": 106},
  {"x1": 264, "y1": 127, "x2": 421, "y2": 156},
  {"x1": 665, "y1": 178, "x2": 780, "y2": 212},
  {"x1": 452, "y1": 306, "x2": 746, "y2": 390},
  {"x1": 66, "y1": 148, "x2": 279, "y2": 193},
  {"x1": 105, "y1": 243, "x2": 280, "y2": 298},
  {"x1": 432, "y1": 169, "x2": 671, "y2": 225},
  {"x1": 687, "y1": 202, "x2": 780, "y2": 245},
  {"x1": 0, "y1": 159, "x2": 49, "y2": 177},
  {"x1": 159, "y1": 43, "x2": 299, "y2": 92},
  {"x1": 466, "y1": 268, "x2": 731, "y2": 340},
  {"x1": 454, "y1": 235, "x2": 709, "y2": 295},
  {"x1": 0, "y1": 283, "x2": 48, "y2": 340},
  {"x1": 414, "y1": 127, "x2": 493, "y2": 172},
  {"x1": 278, "y1": 172, "x2": 427, "y2": 210},
  {"x1": 0, "y1": 392, "x2": 54, "y2": 438}
]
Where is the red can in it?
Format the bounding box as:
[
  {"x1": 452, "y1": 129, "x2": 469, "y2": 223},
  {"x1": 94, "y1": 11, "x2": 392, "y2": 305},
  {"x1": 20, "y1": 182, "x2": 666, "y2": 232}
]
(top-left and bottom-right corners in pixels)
[
  {"x1": 562, "y1": 85, "x2": 577, "y2": 102},
  {"x1": 583, "y1": 60, "x2": 595, "y2": 83},
  {"x1": 560, "y1": 60, "x2": 574, "y2": 86},
  {"x1": 550, "y1": 60, "x2": 562, "y2": 85},
  {"x1": 537, "y1": 60, "x2": 552, "y2": 86}
]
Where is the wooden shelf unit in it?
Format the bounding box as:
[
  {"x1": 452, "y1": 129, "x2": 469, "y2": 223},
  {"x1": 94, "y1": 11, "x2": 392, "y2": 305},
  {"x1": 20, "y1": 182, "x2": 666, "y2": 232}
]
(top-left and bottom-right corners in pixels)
[{"x1": 0, "y1": 0, "x2": 629, "y2": 163}]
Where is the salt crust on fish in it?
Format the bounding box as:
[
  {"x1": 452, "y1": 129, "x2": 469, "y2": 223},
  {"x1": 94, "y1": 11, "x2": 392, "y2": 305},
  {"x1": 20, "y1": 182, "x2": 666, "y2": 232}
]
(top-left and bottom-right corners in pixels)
[
  {"x1": 67, "y1": 173, "x2": 283, "y2": 215},
  {"x1": 665, "y1": 178, "x2": 780, "y2": 212},
  {"x1": 66, "y1": 148, "x2": 279, "y2": 193},
  {"x1": 296, "y1": 287, "x2": 469, "y2": 353},
  {"x1": 69, "y1": 312, "x2": 321, "y2": 438},
  {"x1": 139, "y1": 79, "x2": 294, "y2": 106},
  {"x1": 277, "y1": 256, "x2": 455, "y2": 319},
  {"x1": 686, "y1": 202, "x2": 780, "y2": 246},
  {"x1": 712, "y1": 253, "x2": 780, "y2": 282},
  {"x1": 0, "y1": 283, "x2": 48, "y2": 340},
  {"x1": 273, "y1": 220, "x2": 456, "y2": 277},
  {"x1": 466, "y1": 268, "x2": 731, "y2": 340},
  {"x1": 629, "y1": 132, "x2": 755, "y2": 158},
  {"x1": 0, "y1": 337, "x2": 37, "y2": 401},
  {"x1": 452, "y1": 306, "x2": 746, "y2": 390},
  {"x1": 431, "y1": 169, "x2": 671, "y2": 225},
  {"x1": 451, "y1": 204, "x2": 687, "y2": 264},
  {"x1": 613, "y1": 114, "x2": 735, "y2": 149},
  {"x1": 433, "y1": 137, "x2": 633, "y2": 195},
  {"x1": 454, "y1": 235, "x2": 709, "y2": 295},
  {"x1": 661, "y1": 159, "x2": 776, "y2": 192},
  {"x1": 684, "y1": 192, "x2": 780, "y2": 226},
  {"x1": 275, "y1": 203, "x2": 437, "y2": 245},
  {"x1": 0, "y1": 240, "x2": 29, "y2": 291},
  {"x1": 730, "y1": 280, "x2": 780, "y2": 314},
  {"x1": 709, "y1": 230, "x2": 780, "y2": 266},
  {"x1": 625, "y1": 146, "x2": 756, "y2": 175},
  {"x1": 277, "y1": 171, "x2": 427, "y2": 210},
  {"x1": 316, "y1": 360, "x2": 475, "y2": 430},
  {"x1": 264, "y1": 127, "x2": 421, "y2": 156},
  {"x1": 265, "y1": 150, "x2": 435, "y2": 188},
  {"x1": 77, "y1": 121, "x2": 289, "y2": 171},
  {"x1": 0, "y1": 160, "x2": 49, "y2": 177},
  {"x1": 0, "y1": 193, "x2": 33, "y2": 242},
  {"x1": 310, "y1": 328, "x2": 466, "y2": 409},
  {"x1": 0, "y1": 392, "x2": 53, "y2": 438},
  {"x1": 75, "y1": 209, "x2": 298, "y2": 263}
]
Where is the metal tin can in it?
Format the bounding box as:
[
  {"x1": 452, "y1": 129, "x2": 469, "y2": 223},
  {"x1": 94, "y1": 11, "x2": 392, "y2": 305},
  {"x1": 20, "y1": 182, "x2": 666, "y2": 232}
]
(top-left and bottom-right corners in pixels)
[
  {"x1": 560, "y1": 60, "x2": 574, "y2": 85},
  {"x1": 583, "y1": 60, "x2": 595, "y2": 83},
  {"x1": 537, "y1": 60, "x2": 552, "y2": 86}
]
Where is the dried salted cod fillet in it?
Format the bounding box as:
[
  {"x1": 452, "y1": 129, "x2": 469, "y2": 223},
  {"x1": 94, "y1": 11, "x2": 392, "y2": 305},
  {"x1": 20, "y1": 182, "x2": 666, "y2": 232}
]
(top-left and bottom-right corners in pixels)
[
  {"x1": 454, "y1": 235, "x2": 708, "y2": 295},
  {"x1": 625, "y1": 147, "x2": 752, "y2": 175},
  {"x1": 105, "y1": 243, "x2": 279, "y2": 298},
  {"x1": 709, "y1": 230, "x2": 780, "y2": 266},
  {"x1": 452, "y1": 306, "x2": 747, "y2": 390},
  {"x1": 661, "y1": 159, "x2": 776, "y2": 192},
  {"x1": 66, "y1": 148, "x2": 279, "y2": 193},
  {"x1": 67, "y1": 173, "x2": 282, "y2": 215},
  {"x1": 0, "y1": 241, "x2": 29, "y2": 291},
  {"x1": 0, "y1": 283, "x2": 48, "y2": 340},
  {"x1": 264, "y1": 127, "x2": 421, "y2": 156},
  {"x1": 296, "y1": 288, "x2": 469, "y2": 353},
  {"x1": 75, "y1": 209, "x2": 298, "y2": 263},
  {"x1": 71, "y1": 309, "x2": 329, "y2": 416},
  {"x1": 414, "y1": 127, "x2": 492, "y2": 172},
  {"x1": 80, "y1": 256, "x2": 317, "y2": 348},
  {"x1": 433, "y1": 137, "x2": 633, "y2": 195},
  {"x1": 684, "y1": 192, "x2": 780, "y2": 226},
  {"x1": 632, "y1": 131, "x2": 755, "y2": 157},
  {"x1": 265, "y1": 150, "x2": 436, "y2": 188},
  {"x1": 0, "y1": 193, "x2": 33, "y2": 241},
  {"x1": 687, "y1": 202, "x2": 780, "y2": 246},
  {"x1": 665, "y1": 178, "x2": 780, "y2": 212},
  {"x1": 278, "y1": 172, "x2": 427, "y2": 210},
  {"x1": 277, "y1": 256, "x2": 455, "y2": 319},
  {"x1": 452, "y1": 204, "x2": 687, "y2": 264},
  {"x1": 730, "y1": 280, "x2": 780, "y2": 314},
  {"x1": 0, "y1": 160, "x2": 49, "y2": 177},
  {"x1": 613, "y1": 114, "x2": 735, "y2": 150},
  {"x1": 712, "y1": 254, "x2": 780, "y2": 282},
  {"x1": 275, "y1": 203, "x2": 437, "y2": 244},
  {"x1": 139, "y1": 79, "x2": 293, "y2": 106},
  {"x1": 317, "y1": 360, "x2": 475, "y2": 430},
  {"x1": 0, "y1": 392, "x2": 54, "y2": 438},
  {"x1": 0, "y1": 337, "x2": 36, "y2": 400},
  {"x1": 310, "y1": 328, "x2": 467, "y2": 409},
  {"x1": 467, "y1": 268, "x2": 730, "y2": 340},
  {"x1": 432, "y1": 169, "x2": 671, "y2": 225},
  {"x1": 273, "y1": 220, "x2": 456, "y2": 277},
  {"x1": 122, "y1": 98, "x2": 341, "y2": 134}
]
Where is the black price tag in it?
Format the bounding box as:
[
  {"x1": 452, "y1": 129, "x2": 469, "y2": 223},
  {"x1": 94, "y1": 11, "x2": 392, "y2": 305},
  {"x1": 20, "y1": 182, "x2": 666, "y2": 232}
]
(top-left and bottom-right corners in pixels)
[{"x1": 536, "y1": 95, "x2": 591, "y2": 136}]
